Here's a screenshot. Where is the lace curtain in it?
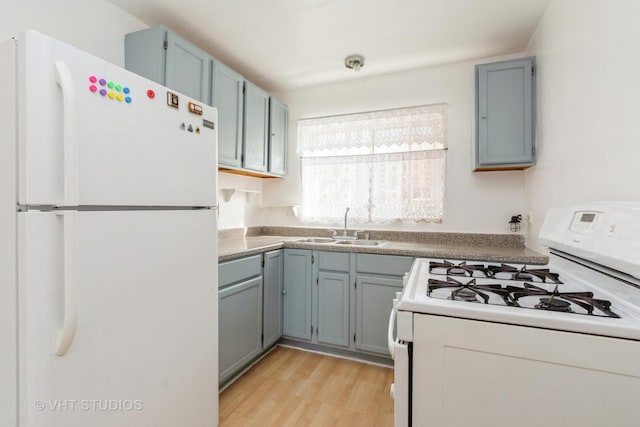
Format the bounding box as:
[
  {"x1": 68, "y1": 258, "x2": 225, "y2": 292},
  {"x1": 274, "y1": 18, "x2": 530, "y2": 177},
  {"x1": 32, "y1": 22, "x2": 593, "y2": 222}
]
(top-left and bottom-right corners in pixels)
[{"x1": 298, "y1": 104, "x2": 447, "y2": 224}]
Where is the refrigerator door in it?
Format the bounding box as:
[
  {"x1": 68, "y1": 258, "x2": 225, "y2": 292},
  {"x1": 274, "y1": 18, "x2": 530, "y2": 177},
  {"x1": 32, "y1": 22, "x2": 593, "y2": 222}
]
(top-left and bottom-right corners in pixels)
[
  {"x1": 18, "y1": 210, "x2": 218, "y2": 427},
  {"x1": 17, "y1": 30, "x2": 217, "y2": 207}
]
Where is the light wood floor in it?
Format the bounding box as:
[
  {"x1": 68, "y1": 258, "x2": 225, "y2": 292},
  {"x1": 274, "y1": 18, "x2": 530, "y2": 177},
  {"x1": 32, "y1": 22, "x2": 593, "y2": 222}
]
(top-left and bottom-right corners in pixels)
[{"x1": 219, "y1": 346, "x2": 394, "y2": 426}]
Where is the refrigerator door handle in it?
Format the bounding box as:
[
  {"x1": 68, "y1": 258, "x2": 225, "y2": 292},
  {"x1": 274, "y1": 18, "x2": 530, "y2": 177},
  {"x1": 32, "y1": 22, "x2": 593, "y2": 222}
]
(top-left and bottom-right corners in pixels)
[
  {"x1": 54, "y1": 61, "x2": 79, "y2": 206},
  {"x1": 55, "y1": 211, "x2": 78, "y2": 356}
]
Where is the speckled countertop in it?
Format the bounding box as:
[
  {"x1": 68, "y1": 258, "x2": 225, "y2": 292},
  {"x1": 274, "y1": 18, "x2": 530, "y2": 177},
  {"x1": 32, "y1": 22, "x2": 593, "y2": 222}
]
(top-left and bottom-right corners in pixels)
[{"x1": 218, "y1": 227, "x2": 548, "y2": 264}]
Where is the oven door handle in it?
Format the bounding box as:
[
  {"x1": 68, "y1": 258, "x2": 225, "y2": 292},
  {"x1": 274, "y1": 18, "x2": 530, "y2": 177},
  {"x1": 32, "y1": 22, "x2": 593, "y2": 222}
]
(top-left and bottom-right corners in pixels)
[{"x1": 388, "y1": 302, "x2": 398, "y2": 359}]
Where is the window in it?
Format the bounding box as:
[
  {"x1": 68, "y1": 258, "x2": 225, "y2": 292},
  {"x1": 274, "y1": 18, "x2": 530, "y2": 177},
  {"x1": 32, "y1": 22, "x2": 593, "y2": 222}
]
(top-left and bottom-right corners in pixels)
[{"x1": 297, "y1": 104, "x2": 446, "y2": 224}]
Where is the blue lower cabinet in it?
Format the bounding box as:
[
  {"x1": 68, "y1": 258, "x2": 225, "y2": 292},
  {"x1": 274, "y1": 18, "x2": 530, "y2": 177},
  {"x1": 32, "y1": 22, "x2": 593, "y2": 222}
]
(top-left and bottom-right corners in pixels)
[
  {"x1": 283, "y1": 249, "x2": 412, "y2": 357},
  {"x1": 355, "y1": 274, "x2": 404, "y2": 355},
  {"x1": 317, "y1": 271, "x2": 350, "y2": 347},
  {"x1": 263, "y1": 250, "x2": 284, "y2": 349},
  {"x1": 283, "y1": 249, "x2": 313, "y2": 340},
  {"x1": 218, "y1": 276, "x2": 263, "y2": 384}
]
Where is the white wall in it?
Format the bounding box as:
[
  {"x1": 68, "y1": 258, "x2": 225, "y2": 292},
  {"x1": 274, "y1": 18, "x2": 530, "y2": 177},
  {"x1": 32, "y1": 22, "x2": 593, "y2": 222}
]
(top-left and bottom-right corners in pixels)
[
  {"x1": 218, "y1": 172, "x2": 263, "y2": 229},
  {"x1": 525, "y1": 0, "x2": 640, "y2": 249},
  {"x1": 260, "y1": 56, "x2": 529, "y2": 234},
  {"x1": 0, "y1": 0, "x2": 146, "y2": 66}
]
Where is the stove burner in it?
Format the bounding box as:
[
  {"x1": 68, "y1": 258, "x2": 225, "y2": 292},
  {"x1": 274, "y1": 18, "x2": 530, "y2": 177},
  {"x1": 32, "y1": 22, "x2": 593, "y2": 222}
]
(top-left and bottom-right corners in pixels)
[
  {"x1": 428, "y1": 277, "x2": 516, "y2": 306},
  {"x1": 452, "y1": 288, "x2": 481, "y2": 303},
  {"x1": 535, "y1": 297, "x2": 573, "y2": 313}
]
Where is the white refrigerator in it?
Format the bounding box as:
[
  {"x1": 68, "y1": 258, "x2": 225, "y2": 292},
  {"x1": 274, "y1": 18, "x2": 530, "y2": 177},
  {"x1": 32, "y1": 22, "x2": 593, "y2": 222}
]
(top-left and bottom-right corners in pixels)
[{"x1": 0, "y1": 31, "x2": 219, "y2": 426}]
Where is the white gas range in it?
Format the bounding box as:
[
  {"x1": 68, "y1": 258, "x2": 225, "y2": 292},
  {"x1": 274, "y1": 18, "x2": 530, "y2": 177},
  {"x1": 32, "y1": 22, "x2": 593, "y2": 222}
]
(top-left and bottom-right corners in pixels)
[{"x1": 389, "y1": 203, "x2": 640, "y2": 427}]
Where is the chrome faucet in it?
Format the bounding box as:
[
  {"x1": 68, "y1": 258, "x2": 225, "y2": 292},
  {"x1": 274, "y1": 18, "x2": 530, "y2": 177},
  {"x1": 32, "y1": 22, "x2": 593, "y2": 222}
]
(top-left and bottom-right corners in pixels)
[
  {"x1": 330, "y1": 207, "x2": 358, "y2": 240},
  {"x1": 343, "y1": 207, "x2": 350, "y2": 237}
]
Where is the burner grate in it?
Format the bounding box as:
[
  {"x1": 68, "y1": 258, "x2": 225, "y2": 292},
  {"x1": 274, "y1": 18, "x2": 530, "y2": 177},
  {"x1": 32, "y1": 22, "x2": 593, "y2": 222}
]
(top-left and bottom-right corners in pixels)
[
  {"x1": 429, "y1": 261, "x2": 489, "y2": 278},
  {"x1": 428, "y1": 260, "x2": 563, "y2": 284},
  {"x1": 488, "y1": 264, "x2": 562, "y2": 284}
]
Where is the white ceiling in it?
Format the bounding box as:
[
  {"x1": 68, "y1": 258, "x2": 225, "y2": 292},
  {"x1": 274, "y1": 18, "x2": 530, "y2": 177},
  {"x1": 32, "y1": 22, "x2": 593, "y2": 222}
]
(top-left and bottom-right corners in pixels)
[{"x1": 108, "y1": 0, "x2": 550, "y2": 92}]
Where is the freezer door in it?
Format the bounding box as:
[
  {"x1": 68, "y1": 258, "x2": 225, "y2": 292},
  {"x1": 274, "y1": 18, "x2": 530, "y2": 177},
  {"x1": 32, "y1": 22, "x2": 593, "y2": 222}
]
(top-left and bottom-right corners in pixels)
[
  {"x1": 18, "y1": 210, "x2": 218, "y2": 427},
  {"x1": 18, "y1": 30, "x2": 217, "y2": 207}
]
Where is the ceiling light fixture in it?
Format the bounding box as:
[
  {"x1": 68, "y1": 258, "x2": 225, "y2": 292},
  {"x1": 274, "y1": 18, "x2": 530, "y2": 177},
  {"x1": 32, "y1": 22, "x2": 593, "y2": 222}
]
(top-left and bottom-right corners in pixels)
[{"x1": 345, "y1": 54, "x2": 365, "y2": 72}]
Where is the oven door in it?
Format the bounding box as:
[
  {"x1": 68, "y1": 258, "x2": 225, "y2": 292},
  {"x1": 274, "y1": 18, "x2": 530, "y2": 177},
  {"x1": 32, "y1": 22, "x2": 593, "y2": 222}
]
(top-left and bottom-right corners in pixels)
[
  {"x1": 413, "y1": 314, "x2": 640, "y2": 427},
  {"x1": 388, "y1": 299, "x2": 410, "y2": 427},
  {"x1": 392, "y1": 340, "x2": 410, "y2": 427}
]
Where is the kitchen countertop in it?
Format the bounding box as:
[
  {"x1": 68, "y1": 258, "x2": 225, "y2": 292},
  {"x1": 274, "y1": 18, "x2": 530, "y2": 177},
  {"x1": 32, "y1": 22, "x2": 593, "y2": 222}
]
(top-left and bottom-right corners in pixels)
[
  {"x1": 218, "y1": 236, "x2": 300, "y2": 260},
  {"x1": 218, "y1": 235, "x2": 548, "y2": 264}
]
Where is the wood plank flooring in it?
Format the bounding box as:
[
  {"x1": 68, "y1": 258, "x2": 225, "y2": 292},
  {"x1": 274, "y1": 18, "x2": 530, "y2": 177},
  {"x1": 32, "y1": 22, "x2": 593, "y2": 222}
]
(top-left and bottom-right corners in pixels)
[{"x1": 219, "y1": 346, "x2": 394, "y2": 426}]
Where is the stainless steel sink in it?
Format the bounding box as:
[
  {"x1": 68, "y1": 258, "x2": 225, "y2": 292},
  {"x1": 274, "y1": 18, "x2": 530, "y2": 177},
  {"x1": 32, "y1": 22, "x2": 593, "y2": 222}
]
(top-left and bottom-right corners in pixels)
[
  {"x1": 334, "y1": 240, "x2": 387, "y2": 246},
  {"x1": 294, "y1": 237, "x2": 386, "y2": 246},
  {"x1": 295, "y1": 237, "x2": 336, "y2": 244}
]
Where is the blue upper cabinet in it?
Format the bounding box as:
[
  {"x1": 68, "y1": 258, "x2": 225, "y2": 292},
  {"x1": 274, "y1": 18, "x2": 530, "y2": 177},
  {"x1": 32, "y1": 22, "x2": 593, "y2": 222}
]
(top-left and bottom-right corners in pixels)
[
  {"x1": 475, "y1": 57, "x2": 536, "y2": 170},
  {"x1": 165, "y1": 31, "x2": 211, "y2": 104},
  {"x1": 125, "y1": 26, "x2": 288, "y2": 177},
  {"x1": 125, "y1": 26, "x2": 211, "y2": 104},
  {"x1": 213, "y1": 60, "x2": 244, "y2": 168},
  {"x1": 268, "y1": 97, "x2": 288, "y2": 176},
  {"x1": 243, "y1": 81, "x2": 269, "y2": 173}
]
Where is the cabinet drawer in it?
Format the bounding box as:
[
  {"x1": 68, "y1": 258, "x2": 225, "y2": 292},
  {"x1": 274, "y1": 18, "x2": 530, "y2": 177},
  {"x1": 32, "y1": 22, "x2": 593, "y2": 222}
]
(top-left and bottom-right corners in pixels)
[
  {"x1": 356, "y1": 254, "x2": 413, "y2": 276},
  {"x1": 318, "y1": 251, "x2": 350, "y2": 272},
  {"x1": 219, "y1": 254, "x2": 262, "y2": 288}
]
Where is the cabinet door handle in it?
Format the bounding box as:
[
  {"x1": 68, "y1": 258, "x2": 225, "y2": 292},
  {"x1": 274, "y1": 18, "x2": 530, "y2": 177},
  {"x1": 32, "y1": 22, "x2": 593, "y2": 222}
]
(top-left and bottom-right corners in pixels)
[
  {"x1": 481, "y1": 114, "x2": 487, "y2": 119},
  {"x1": 282, "y1": 289, "x2": 287, "y2": 295}
]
